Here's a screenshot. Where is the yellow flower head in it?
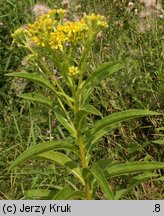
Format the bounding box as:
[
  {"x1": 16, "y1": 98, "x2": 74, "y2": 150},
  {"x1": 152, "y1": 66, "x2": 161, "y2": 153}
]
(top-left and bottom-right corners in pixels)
[
  {"x1": 68, "y1": 66, "x2": 79, "y2": 76},
  {"x1": 49, "y1": 32, "x2": 65, "y2": 50},
  {"x1": 84, "y1": 13, "x2": 108, "y2": 30},
  {"x1": 56, "y1": 9, "x2": 65, "y2": 18},
  {"x1": 59, "y1": 20, "x2": 88, "y2": 42},
  {"x1": 12, "y1": 27, "x2": 28, "y2": 44}
]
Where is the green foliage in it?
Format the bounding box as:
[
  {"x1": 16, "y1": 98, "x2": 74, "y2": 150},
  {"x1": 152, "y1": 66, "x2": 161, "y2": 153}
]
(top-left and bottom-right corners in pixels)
[
  {"x1": 91, "y1": 163, "x2": 114, "y2": 200},
  {"x1": 87, "y1": 110, "x2": 160, "y2": 154},
  {"x1": 106, "y1": 162, "x2": 164, "y2": 178},
  {"x1": 1, "y1": 0, "x2": 164, "y2": 200},
  {"x1": 79, "y1": 62, "x2": 123, "y2": 105},
  {"x1": 10, "y1": 141, "x2": 79, "y2": 169},
  {"x1": 152, "y1": 127, "x2": 164, "y2": 145},
  {"x1": 36, "y1": 151, "x2": 84, "y2": 185}
]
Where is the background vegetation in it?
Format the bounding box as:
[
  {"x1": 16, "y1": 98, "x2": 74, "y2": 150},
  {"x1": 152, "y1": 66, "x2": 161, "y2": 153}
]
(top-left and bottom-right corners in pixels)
[{"x1": 0, "y1": 0, "x2": 163, "y2": 199}]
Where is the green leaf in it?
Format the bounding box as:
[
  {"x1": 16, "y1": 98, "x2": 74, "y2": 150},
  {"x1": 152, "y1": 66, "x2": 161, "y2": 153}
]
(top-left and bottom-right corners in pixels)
[
  {"x1": 115, "y1": 182, "x2": 139, "y2": 200},
  {"x1": 18, "y1": 93, "x2": 53, "y2": 108},
  {"x1": 90, "y1": 160, "x2": 119, "y2": 193},
  {"x1": 36, "y1": 151, "x2": 84, "y2": 185},
  {"x1": 52, "y1": 186, "x2": 84, "y2": 200},
  {"x1": 66, "y1": 191, "x2": 84, "y2": 200},
  {"x1": 91, "y1": 163, "x2": 114, "y2": 200},
  {"x1": 87, "y1": 109, "x2": 160, "y2": 154},
  {"x1": 53, "y1": 106, "x2": 77, "y2": 138},
  {"x1": 74, "y1": 105, "x2": 102, "y2": 131},
  {"x1": 157, "y1": 177, "x2": 164, "y2": 181},
  {"x1": 73, "y1": 109, "x2": 87, "y2": 130},
  {"x1": 80, "y1": 62, "x2": 123, "y2": 104},
  {"x1": 57, "y1": 91, "x2": 74, "y2": 103},
  {"x1": 93, "y1": 110, "x2": 160, "y2": 135},
  {"x1": 114, "y1": 182, "x2": 140, "y2": 200},
  {"x1": 96, "y1": 159, "x2": 120, "y2": 171},
  {"x1": 25, "y1": 189, "x2": 50, "y2": 198},
  {"x1": 115, "y1": 173, "x2": 159, "y2": 199},
  {"x1": 5, "y1": 72, "x2": 56, "y2": 94},
  {"x1": 106, "y1": 161, "x2": 164, "y2": 178},
  {"x1": 132, "y1": 173, "x2": 159, "y2": 181},
  {"x1": 10, "y1": 141, "x2": 79, "y2": 169},
  {"x1": 5, "y1": 73, "x2": 76, "y2": 129},
  {"x1": 52, "y1": 187, "x2": 74, "y2": 200},
  {"x1": 19, "y1": 92, "x2": 76, "y2": 137},
  {"x1": 152, "y1": 140, "x2": 164, "y2": 145},
  {"x1": 84, "y1": 105, "x2": 102, "y2": 116},
  {"x1": 87, "y1": 123, "x2": 120, "y2": 152},
  {"x1": 156, "y1": 127, "x2": 164, "y2": 131}
]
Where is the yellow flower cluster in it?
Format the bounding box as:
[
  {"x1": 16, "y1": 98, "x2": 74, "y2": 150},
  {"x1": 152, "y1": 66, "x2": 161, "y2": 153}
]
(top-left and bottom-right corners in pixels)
[
  {"x1": 68, "y1": 66, "x2": 79, "y2": 76},
  {"x1": 12, "y1": 28, "x2": 26, "y2": 43},
  {"x1": 58, "y1": 20, "x2": 88, "y2": 43},
  {"x1": 84, "y1": 13, "x2": 109, "y2": 29},
  {"x1": 12, "y1": 9, "x2": 108, "y2": 50}
]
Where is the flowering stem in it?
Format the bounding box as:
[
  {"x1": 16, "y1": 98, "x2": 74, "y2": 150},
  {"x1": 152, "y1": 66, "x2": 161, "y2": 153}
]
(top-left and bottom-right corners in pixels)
[
  {"x1": 38, "y1": 58, "x2": 74, "y2": 110},
  {"x1": 78, "y1": 33, "x2": 96, "y2": 86}
]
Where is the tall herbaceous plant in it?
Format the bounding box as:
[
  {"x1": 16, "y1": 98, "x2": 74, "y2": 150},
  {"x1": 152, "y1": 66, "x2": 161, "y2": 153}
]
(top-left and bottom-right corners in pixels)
[{"x1": 7, "y1": 7, "x2": 164, "y2": 200}]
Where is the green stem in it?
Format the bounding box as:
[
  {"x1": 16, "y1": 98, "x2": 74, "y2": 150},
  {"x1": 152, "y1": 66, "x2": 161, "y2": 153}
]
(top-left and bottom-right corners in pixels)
[
  {"x1": 78, "y1": 33, "x2": 97, "y2": 87},
  {"x1": 77, "y1": 133, "x2": 92, "y2": 200}
]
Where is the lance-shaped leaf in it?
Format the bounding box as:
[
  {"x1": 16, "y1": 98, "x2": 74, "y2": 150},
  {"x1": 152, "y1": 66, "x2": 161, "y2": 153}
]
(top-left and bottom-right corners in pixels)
[
  {"x1": 36, "y1": 151, "x2": 84, "y2": 185},
  {"x1": 6, "y1": 72, "x2": 57, "y2": 94},
  {"x1": 157, "y1": 177, "x2": 164, "y2": 181},
  {"x1": 74, "y1": 105, "x2": 102, "y2": 131},
  {"x1": 152, "y1": 140, "x2": 164, "y2": 145},
  {"x1": 106, "y1": 161, "x2": 164, "y2": 178},
  {"x1": 10, "y1": 141, "x2": 79, "y2": 169},
  {"x1": 84, "y1": 105, "x2": 102, "y2": 116},
  {"x1": 90, "y1": 160, "x2": 120, "y2": 191},
  {"x1": 65, "y1": 190, "x2": 84, "y2": 200},
  {"x1": 25, "y1": 189, "x2": 51, "y2": 199},
  {"x1": 18, "y1": 92, "x2": 76, "y2": 137},
  {"x1": 93, "y1": 110, "x2": 160, "y2": 135},
  {"x1": 53, "y1": 106, "x2": 77, "y2": 138},
  {"x1": 79, "y1": 62, "x2": 123, "y2": 104},
  {"x1": 115, "y1": 173, "x2": 159, "y2": 199},
  {"x1": 91, "y1": 163, "x2": 114, "y2": 200},
  {"x1": 132, "y1": 173, "x2": 159, "y2": 181},
  {"x1": 18, "y1": 93, "x2": 53, "y2": 108},
  {"x1": 87, "y1": 109, "x2": 161, "y2": 154},
  {"x1": 96, "y1": 159, "x2": 120, "y2": 171},
  {"x1": 52, "y1": 186, "x2": 84, "y2": 200},
  {"x1": 87, "y1": 123, "x2": 120, "y2": 152},
  {"x1": 115, "y1": 182, "x2": 139, "y2": 200}
]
